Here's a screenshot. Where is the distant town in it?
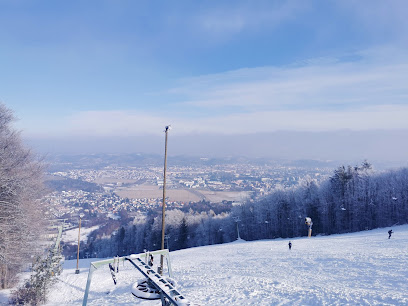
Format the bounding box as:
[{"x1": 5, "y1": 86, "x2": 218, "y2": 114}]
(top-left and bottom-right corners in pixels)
[{"x1": 43, "y1": 154, "x2": 335, "y2": 231}]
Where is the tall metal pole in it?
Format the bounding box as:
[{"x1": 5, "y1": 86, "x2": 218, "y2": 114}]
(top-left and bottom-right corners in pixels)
[
  {"x1": 160, "y1": 125, "x2": 170, "y2": 275},
  {"x1": 75, "y1": 216, "x2": 82, "y2": 274}
]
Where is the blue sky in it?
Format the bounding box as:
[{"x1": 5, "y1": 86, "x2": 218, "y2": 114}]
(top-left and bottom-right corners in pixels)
[{"x1": 1, "y1": 0, "x2": 407, "y2": 160}]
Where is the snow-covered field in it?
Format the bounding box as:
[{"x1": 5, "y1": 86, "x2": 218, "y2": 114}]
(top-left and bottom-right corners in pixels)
[
  {"x1": 44, "y1": 225, "x2": 408, "y2": 305},
  {"x1": 62, "y1": 226, "x2": 100, "y2": 244}
]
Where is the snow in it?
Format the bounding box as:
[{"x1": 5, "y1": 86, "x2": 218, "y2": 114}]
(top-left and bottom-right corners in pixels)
[
  {"x1": 62, "y1": 226, "x2": 100, "y2": 244},
  {"x1": 0, "y1": 289, "x2": 12, "y2": 305},
  {"x1": 107, "y1": 212, "x2": 120, "y2": 220},
  {"x1": 41, "y1": 225, "x2": 408, "y2": 305}
]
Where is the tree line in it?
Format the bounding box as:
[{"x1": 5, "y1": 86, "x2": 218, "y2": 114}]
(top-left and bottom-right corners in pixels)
[{"x1": 82, "y1": 161, "x2": 408, "y2": 258}]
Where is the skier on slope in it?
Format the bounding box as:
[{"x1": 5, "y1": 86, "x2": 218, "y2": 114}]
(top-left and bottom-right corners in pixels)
[
  {"x1": 288, "y1": 241, "x2": 292, "y2": 250},
  {"x1": 388, "y1": 229, "x2": 393, "y2": 239}
]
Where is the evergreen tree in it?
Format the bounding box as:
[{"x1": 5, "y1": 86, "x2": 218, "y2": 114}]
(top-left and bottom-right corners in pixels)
[
  {"x1": 10, "y1": 245, "x2": 63, "y2": 305},
  {"x1": 178, "y1": 218, "x2": 189, "y2": 249}
]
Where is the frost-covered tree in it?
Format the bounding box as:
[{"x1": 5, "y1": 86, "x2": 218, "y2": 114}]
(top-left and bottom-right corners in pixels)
[
  {"x1": 10, "y1": 246, "x2": 63, "y2": 305},
  {"x1": 0, "y1": 103, "x2": 46, "y2": 289}
]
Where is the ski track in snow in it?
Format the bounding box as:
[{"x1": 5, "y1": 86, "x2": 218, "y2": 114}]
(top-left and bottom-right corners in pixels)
[{"x1": 43, "y1": 225, "x2": 408, "y2": 305}]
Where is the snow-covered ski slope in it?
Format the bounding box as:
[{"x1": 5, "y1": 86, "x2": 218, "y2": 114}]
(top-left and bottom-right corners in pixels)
[{"x1": 46, "y1": 225, "x2": 408, "y2": 305}]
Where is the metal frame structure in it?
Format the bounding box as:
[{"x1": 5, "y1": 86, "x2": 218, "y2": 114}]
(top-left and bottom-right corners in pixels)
[
  {"x1": 126, "y1": 256, "x2": 189, "y2": 305},
  {"x1": 82, "y1": 249, "x2": 173, "y2": 306}
]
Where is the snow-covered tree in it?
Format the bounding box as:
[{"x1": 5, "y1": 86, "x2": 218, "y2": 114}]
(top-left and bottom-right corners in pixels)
[
  {"x1": 10, "y1": 245, "x2": 63, "y2": 305},
  {"x1": 0, "y1": 103, "x2": 46, "y2": 289}
]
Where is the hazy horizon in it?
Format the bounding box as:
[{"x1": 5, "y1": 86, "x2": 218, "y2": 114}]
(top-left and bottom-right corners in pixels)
[{"x1": 25, "y1": 129, "x2": 408, "y2": 168}]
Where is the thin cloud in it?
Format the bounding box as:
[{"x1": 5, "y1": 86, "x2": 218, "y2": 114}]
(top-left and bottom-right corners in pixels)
[
  {"x1": 66, "y1": 111, "x2": 170, "y2": 137},
  {"x1": 172, "y1": 48, "x2": 408, "y2": 112},
  {"x1": 50, "y1": 47, "x2": 408, "y2": 137},
  {"x1": 335, "y1": 0, "x2": 408, "y2": 44},
  {"x1": 195, "y1": 1, "x2": 307, "y2": 37},
  {"x1": 61, "y1": 104, "x2": 408, "y2": 137}
]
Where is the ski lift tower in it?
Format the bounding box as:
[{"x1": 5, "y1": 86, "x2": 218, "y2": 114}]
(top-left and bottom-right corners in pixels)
[
  {"x1": 76, "y1": 213, "x2": 85, "y2": 274},
  {"x1": 164, "y1": 234, "x2": 171, "y2": 250},
  {"x1": 305, "y1": 217, "x2": 313, "y2": 238},
  {"x1": 233, "y1": 217, "x2": 241, "y2": 240}
]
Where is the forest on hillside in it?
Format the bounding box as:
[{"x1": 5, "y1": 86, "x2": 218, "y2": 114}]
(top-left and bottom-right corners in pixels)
[{"x1": 81, "y1": 162, "x2": 408, "y2": 258}]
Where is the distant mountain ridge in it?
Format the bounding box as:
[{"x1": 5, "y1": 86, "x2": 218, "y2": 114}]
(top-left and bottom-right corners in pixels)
[{"x1": 45, "y1": 153, "x2": 341, "y2": 171}]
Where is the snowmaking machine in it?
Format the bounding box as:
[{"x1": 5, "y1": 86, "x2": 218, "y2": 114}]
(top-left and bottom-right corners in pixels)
[{"x1": 305, "y1": 217, "x2": 313, "y2": 238}]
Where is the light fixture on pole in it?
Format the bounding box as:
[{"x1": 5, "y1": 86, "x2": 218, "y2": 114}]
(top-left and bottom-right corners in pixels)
[
  {"x1": 160, "y1": 125, "x2": 171, "y2": 275},
  {"x1": 75, "y1": 213, "x2": 85, "y2": 274}
]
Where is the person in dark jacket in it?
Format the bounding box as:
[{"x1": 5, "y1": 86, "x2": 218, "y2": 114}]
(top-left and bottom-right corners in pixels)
[
  {"x1": 288, "y1": 241, "x2": 292, "y2": 250},
  {"x1": 388, "y1": 229, "x2": 393, "y2": 239}
]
